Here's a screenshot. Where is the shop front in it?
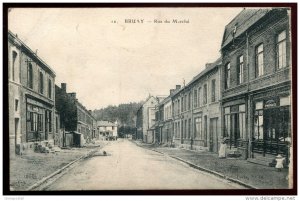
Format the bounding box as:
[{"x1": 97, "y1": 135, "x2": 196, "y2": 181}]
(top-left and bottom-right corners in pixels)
[
  {"x1": 222, "y1": 97, "x2": 248, "y2": 159},
  {"x1": 26, "y1": 97, "x2": 54, "y2": 143},
  {"x1": 251, "y1": 95, "x2": 291, "y2": 159}
]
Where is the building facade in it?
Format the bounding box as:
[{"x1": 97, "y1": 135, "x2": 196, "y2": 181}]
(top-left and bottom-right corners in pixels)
[
  {"x1": 8, "y1": 31, "x2": 57, "y2": 156},
  {"x1": 136, "y1": 96, "x2": 166, "y2": 143},
  {"x1": 97, "y1": 120, "x2": 118, "y2": 140},
  {"x1": 55, "y1": 83, "x2": 96, "y2": 147},
  {"x1": 172, "y1": 59, "x2": 222, "y2": 152},
  {"x1": 220, "y1": 8, "x2": 291, "y2": 161}
]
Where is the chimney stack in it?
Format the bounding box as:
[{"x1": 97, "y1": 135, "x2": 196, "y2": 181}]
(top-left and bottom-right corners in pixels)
[
  {"x1": 170, "y1": 89, "x2": 175, "y2": 95},
  {"x1": 61, "y1": 83, "x2": 67, "y2": 92},
  {"x1": 206, "y1": 63, "x2": 212, "y2": 68},
  {"x1": 176, "y1": 85, "x2": 181, "y2": 90},
  {"x1": 69, "y1": 92, "x2": 76, "y2": 99}
]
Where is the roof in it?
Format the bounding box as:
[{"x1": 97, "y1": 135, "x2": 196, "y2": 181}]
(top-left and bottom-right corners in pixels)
[
  {"x1": 221, "y1": 8, "x2": 271, "y2": 49},
  {"x1": 187, "y1": 57, "x2": 222, "y2": 86},
  {"x1": 8, "y1": 30, "x2": 56, "y2": 77},
  {"x1": 97, "y1": 121, "x2": 117, "y2": 127},
  {"x1": 171, "y1": 57, "x2": 221, "y2": 98}
]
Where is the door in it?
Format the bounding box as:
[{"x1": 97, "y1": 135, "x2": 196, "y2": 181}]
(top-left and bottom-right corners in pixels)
[
  {"x1": 209, "y1": 118, "x2": 218, "y2": 152},
  {"x1": 45, "y1": 111, "x2": 48, "y2": 140},
  {"x1": 15, "y1": 118, "x2": 19, "y2": 143},
  {"x1": 204, "y1": 116, "x2": 207, "y2": 147},
  {"x1": 230, "y1": 113, "x2": 239, "y2": 148}
]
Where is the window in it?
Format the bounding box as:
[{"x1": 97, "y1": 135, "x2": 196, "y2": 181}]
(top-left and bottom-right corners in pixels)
[
  {"x1": 238, "y1": 105, "x2": 246, "y2": 140},
  {"x1": 15, "y1": 99, "x2": 19, "y2": 112},
  {"x1": 237, "y1": 55, "x2": 244, "y2": 84},
  {"x1": 12, "y1": 51, "x2": 17, "y2": 81},
  {"x1": 188, "y1": 92, "x2": 191, "y2": 110},
  {"x1": 56, "y1": 116, "x2": 58, "y2": 133},
  {"x1": 181, "y1": 97, "x2": 183, "y2": 113},
  {"x1": 277, "y1": 30, "x2": 287, "y2": 69},
  {"x1": 195, "y1": 117, "x2": 202, "y2": 139},
  {"x1": 188, "y1": 119, "x2": 191, "y2": 139},
  {"x1": 194, "y1": 89, "x2": 198, "y2": 108},
  {"x1": 48, "y1": 79, "x2": 52, "y2": 98},
  {"x1": 38, "y1": 114, "x2": 43, "y2": 132},
  {"x1": 184, "y1": 120, "x2": 187, "y2": 138},
  {"x1": 184, "y1": 94, "x2": 188, "y2": 111},
  {"x1": 27, "y1": 63, "x2": 33, "y2": 89},
  {"x1": 211, "y1": 79, "x2": 216, "y2": 102},
  {"x1": 198, "y1": 87, "x2": 202, "y2": 106},
  {"x1": 48, "y1": 111, "x2": 52, "y2": 132},
  {"x1": 224, "y1": 107, "x2": 230, "y2": 138},
  {"x1": 256, "y1": 44, "x2": 264, "y2": 77},
  {"x1": 225, "y1": 63, "x2": 230, "y2": 89},
  {"x1": 39, "y1": 72, "x2": 44, "y2": 94},
  {"x1": 203, "y1": 84, "x2": 207, "y2": 105}
]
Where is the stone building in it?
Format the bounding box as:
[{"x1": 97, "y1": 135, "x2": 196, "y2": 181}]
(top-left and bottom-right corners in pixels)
[
  {"x1": 172, "y1": 59, "x2": 222, "y2": 152},
  {"x1": 220, "y1": 8, "x2": 291, "y2": 162},
  {"x1": 55, "y1": 83, "x2": 97, "y2": 147},
  {"x1": 8, "y1": 30, "x2": 57, "y2": 156},
  {"x1": 97, "y1": 120, "x2": 118, "y2": 140},
  {"x1": 155, "y1": 86, "x2": 181, "y2": 145},
  {"x1": 136, "y1": 95, "x2": 166, "y2": 143},
  {"x1": 70, "y1": 93, "x2": 97, "y2": 146}
]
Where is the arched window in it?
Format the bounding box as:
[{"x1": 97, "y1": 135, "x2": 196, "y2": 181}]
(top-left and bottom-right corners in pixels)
[{"x1": 27, "y1": 63, "x2": 33, "y2": 89}]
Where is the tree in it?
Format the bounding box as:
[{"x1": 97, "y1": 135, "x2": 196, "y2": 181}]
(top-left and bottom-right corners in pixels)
[{"x1": 55, "y1": 86, "x2": 78, "y2": 146}]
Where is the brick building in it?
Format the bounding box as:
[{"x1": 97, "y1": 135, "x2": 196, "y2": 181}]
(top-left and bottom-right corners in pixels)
[
  {"x1": 8, "y1": 30, "x2": 57, "y2": 156},
  {"x1": 172, "y1": 59, "x2": 222, "y2": 152},
  {"x1": 220, "y1": 8, "x2": 291, "y2": 162}
]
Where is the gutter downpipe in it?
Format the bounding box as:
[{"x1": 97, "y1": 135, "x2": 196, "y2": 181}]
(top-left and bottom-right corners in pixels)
[{"x1": 246, "y1": 31, "x2": 252, "y2": 159}]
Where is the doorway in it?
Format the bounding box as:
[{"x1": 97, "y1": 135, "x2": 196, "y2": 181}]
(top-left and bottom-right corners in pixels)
[{"x1": 209, "y1": 118, "x2": 218, "y2": 152}]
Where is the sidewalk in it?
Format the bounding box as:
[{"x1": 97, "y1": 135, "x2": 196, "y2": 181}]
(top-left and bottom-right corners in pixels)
[
  {"x1": 10, "y1": 140, "x2": 107, "y2": 191},
  {"x1": 134, "y1": 141, "x2": 289, "y2": 189}
]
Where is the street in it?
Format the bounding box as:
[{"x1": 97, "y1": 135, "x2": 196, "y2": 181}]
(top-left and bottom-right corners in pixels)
[{"x1": 46, "y1": 139, "x2": 245, "y2": 190}]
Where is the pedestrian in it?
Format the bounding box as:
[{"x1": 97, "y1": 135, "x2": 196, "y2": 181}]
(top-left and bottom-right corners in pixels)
[
  {"x1": 275, "y1": 154, "x2": 285, "y2": 172},
  {"x1": 219, "y1": 137, "x2": 229, "y2": 158}
]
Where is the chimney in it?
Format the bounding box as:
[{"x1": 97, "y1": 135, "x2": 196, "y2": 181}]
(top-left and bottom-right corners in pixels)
[
  {"x1": 69, "y1": 92, "x2": 76, "y2": 99},
  {"x1": 176, "y1": 85, "x2": 181, "y2": 90},
  {"x1": 170, "y1": 89, "x2": 175, "y2": 95},
  {"x1": 206, "y1": 63, "x2": 212, "y2": 68},
  {"x1": 61, "y1": 83, "x2": 67, "y2": 92}
]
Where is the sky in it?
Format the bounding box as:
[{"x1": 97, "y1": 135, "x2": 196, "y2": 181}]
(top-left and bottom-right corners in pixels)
[{"x1": 8, "y1": 7, "x2": 243, "y2": 110}]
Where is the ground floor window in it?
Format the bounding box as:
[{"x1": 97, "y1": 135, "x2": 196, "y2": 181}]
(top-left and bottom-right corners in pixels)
[
  {"x1": 223, "y1": 104, "x2": 246, "y2": 147},
  {"x1": 253, "y1": 96, "x2": 291, "y2": 156},
  {"x1": 194, "y1": 117, "x2": 202, "y2": 139},
  {"x1": 26, "y1": 104, "x2": 44, "y2": 141}
]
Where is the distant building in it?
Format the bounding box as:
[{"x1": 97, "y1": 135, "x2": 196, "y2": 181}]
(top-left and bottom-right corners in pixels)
[
  {"x1": 220, "y1": 8, "x2": 291, "y2": 162},
  {"x1": 155, "y1": 86, "x2": 181, "y2": 145},
  {"x1": 97, "y1": 121, "x2": 118, "y2": 140},
  {"x1": 136, "y1": 95, "x2": 166, "y2": 143},
  {"x1": 8, "y1": 30, "x2": 57, "y2": 156}
]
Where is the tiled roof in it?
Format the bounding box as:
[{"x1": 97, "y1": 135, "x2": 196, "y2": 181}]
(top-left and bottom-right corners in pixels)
[{"x1": 221, "y1": 8, "x2": 271, "y2": 49}]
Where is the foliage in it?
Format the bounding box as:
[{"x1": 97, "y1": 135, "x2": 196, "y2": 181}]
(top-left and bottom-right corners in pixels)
[
  {"x1": 55, "y1": 86, "x2": 78, "y2": 131},
  {"x1": 118, "y1": 125, "x2": 136, "y2": 138},
  {"x1": 93, "y1": 102, "x2": 143, "y2": 127}
]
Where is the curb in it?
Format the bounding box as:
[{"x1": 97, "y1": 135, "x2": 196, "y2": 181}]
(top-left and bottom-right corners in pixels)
[
  {"x1": 26, "y1": 148, "x2": 99, "y2": 191},
  {"x1": 150, "y1": 148, "x2": 257, "y2": 189}
]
